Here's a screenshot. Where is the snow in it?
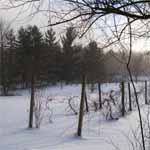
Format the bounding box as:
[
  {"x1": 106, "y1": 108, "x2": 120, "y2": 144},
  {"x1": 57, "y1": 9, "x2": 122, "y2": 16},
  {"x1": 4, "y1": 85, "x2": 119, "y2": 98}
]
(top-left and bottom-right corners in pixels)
[{"x1": 0, "y1": 83, "x2": 147, "y2": 150}]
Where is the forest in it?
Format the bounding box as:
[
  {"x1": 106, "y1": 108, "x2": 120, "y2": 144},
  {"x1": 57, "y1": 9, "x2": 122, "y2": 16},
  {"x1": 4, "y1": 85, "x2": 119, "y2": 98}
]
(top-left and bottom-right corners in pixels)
[{"x1": 0, "y1": 23, "x2": 149, "y2": 96}]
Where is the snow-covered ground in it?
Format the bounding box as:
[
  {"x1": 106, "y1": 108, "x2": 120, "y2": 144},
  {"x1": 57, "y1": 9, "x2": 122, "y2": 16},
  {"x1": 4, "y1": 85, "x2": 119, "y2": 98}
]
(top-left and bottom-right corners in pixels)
[{"x1": 0, "y1": 83, "x2": 148, "y2": 150}]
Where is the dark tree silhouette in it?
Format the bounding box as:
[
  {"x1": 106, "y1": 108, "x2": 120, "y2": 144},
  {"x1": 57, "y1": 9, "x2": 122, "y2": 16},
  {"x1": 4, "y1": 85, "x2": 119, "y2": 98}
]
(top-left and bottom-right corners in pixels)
[
  {"x1": 61, "y1": 27, "x2": 81, "y2": 82},
  {"x1": 44, "y1": 28, "x2": 61, "y2": 83}
]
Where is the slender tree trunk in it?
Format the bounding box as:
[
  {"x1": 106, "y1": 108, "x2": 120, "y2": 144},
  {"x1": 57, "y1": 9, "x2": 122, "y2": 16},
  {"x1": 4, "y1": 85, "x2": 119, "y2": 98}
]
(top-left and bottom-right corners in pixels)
[
  {"x1": 77, "y1": 75, "x2": 86, "y2": 136},
  {"x1": 98, "y1": 82, "x2": 102, "y2": 109},
  {"x1": 121, "y1": 81, "x2": 125, "y2": 116},
  {"x1": 128, "y1": 82, "x2": 132, "y2": 111},
  {"x1": 127, "y1": 18, "x2": 145, "y2": 150},
  {"x1": 84, "y1": 91, "x2": 89, "y2": 112},
  {"x1": 127, "y1": 68, "x2": 145, "y2": 150},
  {"x1": 28, "y1": 71, "x2": 35, "y2": 128},
  {"x1": 145, "y1": 80, "x2": 148, "y2": 105}
]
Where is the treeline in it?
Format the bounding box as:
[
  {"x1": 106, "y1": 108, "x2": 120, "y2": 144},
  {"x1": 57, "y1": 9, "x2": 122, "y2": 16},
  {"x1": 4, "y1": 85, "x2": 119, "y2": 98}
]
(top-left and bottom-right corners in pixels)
[
  {"x1": 0, "y1": 24, "x2": 104, "y2": 94},
  {"x1": 0, "y1": 23, "x2": 149, "y2": 95}
]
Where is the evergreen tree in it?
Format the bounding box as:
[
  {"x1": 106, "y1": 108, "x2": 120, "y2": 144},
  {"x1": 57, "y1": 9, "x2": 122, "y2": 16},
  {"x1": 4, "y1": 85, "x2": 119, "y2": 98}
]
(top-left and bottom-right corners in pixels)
[
  {"x1": 45, "y1": 28, "x2": 58, "y2": 48},
  {"x1": 27, "y1": 25, "x2": 44, "y2": 80},
  {"x1": 16, "y1": 27, "x2": 31, "y2": 88},
  {"x1": 27, "y1": 25, "x2": 44, "y2": 128},
  {"x1": 16, "y1": 25, "x2": 46, "y2": 86},
  {"x1": 81, "y1": 41, "x2": 104, "y2": 82},
  {"x1": 5, "y1": 29, "x2": 17, "y2": 90},
  {"x1": 16, "y1": 25, "x2": 44, "y2": 128},
  {"x1": 61, "y1": 27, "x2": 81, "y2": 82},
  {"x1": 0, "y1": 20, "x2": 15, "y2": 95},
  {"x1": 44, "y1": 28, "x2": 61, "y2": 83}
]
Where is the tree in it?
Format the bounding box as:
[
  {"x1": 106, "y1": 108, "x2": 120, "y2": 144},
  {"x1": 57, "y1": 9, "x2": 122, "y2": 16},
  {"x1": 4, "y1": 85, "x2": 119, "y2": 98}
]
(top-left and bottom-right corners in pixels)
[
  {"x1": 16, "y1": 27, "x2": 31, "y2": 88},
  {"x1": 2, "y1": 1, "x2": 150, "y2": 39},
  {"x1": 27, "y1": 25, "x2": 44, "y2": 128},
  {"x1": 81, "y1": 40, "x2": 104, "y2": 83},
  {"x1": 0, "y1": 20, "x2": 11, "y2": 96},
  {"x1": 16, "y1": 25, "x2": 44, "y2": 128},
  {"x1": 4, "y1": 29, "x2": 17, "y2": 91},
  {"x1": 61, "y1": 27, "x2": 81, "y2": 82},
  {"x1": 44, "y1": 28, "x2": 61, "y2": 83}
]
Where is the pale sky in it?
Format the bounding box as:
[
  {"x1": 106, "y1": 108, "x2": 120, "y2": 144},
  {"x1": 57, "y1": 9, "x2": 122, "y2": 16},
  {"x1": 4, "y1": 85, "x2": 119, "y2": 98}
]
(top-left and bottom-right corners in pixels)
[{"x1": 0, "y1": 0, "x2": 149, "y2": 52}]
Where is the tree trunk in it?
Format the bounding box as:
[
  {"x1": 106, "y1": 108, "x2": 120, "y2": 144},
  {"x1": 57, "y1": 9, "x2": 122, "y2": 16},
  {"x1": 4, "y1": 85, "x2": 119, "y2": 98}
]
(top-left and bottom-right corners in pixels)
[
  {"x1": 145, "y1": 81, "x2": 148, "y2": 105},
  {"x1": 84, "y1": 91, "x2": 89, "y2": 112},
  {"x1": 121, "y1": 81, "x2": 125, "y2": 116},
  {"x1": 98, "y1": 82, "x2": 102, "y2": 109},
  {"x1": 128, "y1": 82, "x2": 132, "y2": 111},
  {"x1": 28, "y1": 71, "x2": 35, "y2": 128},
  {"x1": 77, "y1": 75, "x2": 86, "y2": 136}
]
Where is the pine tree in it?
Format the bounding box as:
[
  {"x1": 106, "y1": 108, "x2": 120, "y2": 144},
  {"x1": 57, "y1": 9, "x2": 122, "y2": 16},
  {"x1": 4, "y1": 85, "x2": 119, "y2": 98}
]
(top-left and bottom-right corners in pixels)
[
  {"x1": 5, "y1": 29, "x2": 17, "y2": 90},
  {"x1": 44, "y1": 28, "x2": 61, "y2": 83},
  {"x1": 26, "y1": 25, "x2": 43, "y2": 128},
  {"x1": 0, "y1": 20, "x2": 14, "y2": 95},
  {"x1": 16, "y1": 25, "x2": 44, "y2": 128},
  {"x1": 16, "y1": 27, "x2": 31, "y2": 88},
  {"x1": 81, "y1": 41, "x2": 104, "y2": 83},
  {"x1": 61, "y1": 27, "x2": 81, "y2": 82}
]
